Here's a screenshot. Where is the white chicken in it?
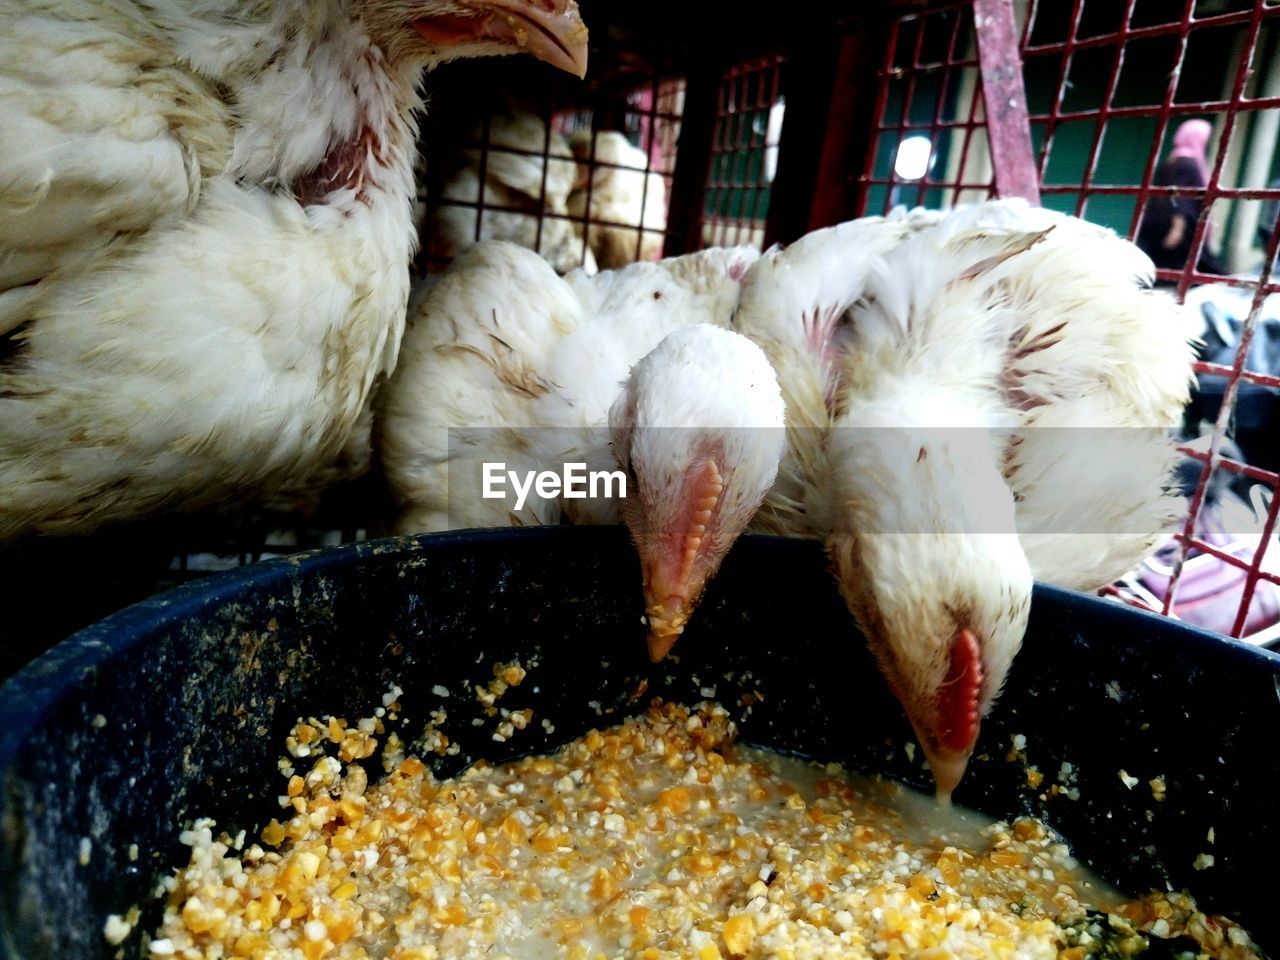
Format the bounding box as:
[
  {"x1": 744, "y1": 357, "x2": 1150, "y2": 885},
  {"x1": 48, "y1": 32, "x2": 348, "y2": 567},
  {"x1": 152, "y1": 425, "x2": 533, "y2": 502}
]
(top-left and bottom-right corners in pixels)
[
  {"x1": 0, "y1": 0, "x2": 588, "y2": 541},
  {"x1": 734, "y1": 216, "x2": 914, "y2": 539},
  {"x1": 379, "y1": 240, "x2": 784, "y2": 658},
  {"x1": 567, "y1": 130, "x2": 667, "y2": 269},
  {"x1": 429, "y1": 108, "x2": 594, "y2": 274},
  {"x1": 736, "y1": 199, "x2": 1197, "y2": 796}
]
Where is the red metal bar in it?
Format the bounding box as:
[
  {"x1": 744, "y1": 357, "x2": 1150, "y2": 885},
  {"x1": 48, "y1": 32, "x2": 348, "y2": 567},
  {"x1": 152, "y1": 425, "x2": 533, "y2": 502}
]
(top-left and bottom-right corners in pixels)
[
  {"x1": 918, "y1": 8, "x2": 970, "y2": 207},
  {"x1": 1041, "y1": 184, "x2": 1280, "y2": 201},
  {"x1": 894, "y1": 15, "x2": 929, "y2": 206},
  {"x1": 1033, "y1": 96, "x2": 1280, "y2": 124},
  {"x1": 1126, "y1": 5, "x2": 1196, "y2": 239},
  {"x1": 1074, "y1": 2, "x2": 1135, "y2": 218},
  {"x1": 1165, "y1": 25, "x2": 1280, "y2": 618},
  {"x1": 1231, "y1": 478, "x2": 1280, "y2": 636},
  {"x1": 1031, "y1": 0, "x2": 1085, "y2": 189},
  {"x1": 1023, "y1": 6, "x2": 1276, "y2": 56},
  {"x1": 1177, "y1": 445, "x2": 1280, "y2": 488},
  {"x1": 953, "y1": 58, "x2": 990, "y2": 205},
  {"x1": 1174, "y1": 536, "x2": 1261, "y2": 576},
  {"x1": 973, "y1": 0, "x2": 1040, "y2": 203},
  {"x1": 858, "y1": 17, "x2": 901, "y2": 216},
  {"x1": 1176, "y1": 7, "x2": 1269, "y2": 300}
]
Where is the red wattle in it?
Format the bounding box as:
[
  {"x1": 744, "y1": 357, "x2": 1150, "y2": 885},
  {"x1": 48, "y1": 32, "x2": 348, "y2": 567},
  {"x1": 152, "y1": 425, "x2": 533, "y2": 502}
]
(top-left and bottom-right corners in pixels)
[{"x1": 936, "y1": 627, "x2": 983, "y2": 753}]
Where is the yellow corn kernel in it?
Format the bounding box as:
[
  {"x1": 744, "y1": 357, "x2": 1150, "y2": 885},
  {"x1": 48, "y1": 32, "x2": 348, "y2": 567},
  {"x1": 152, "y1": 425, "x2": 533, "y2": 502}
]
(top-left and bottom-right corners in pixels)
[
  {"x1": 909, "y1": 873, "x2": 937, "y2": 899},
  {"x1": 723, "y1": 915, "x2": 755, "y2": 955},
  {"x1": 1013, "y1": 819, "x2": 1045, "y2": 841},
  {"x1": 590, "y1": 867, "x2": 616, "y2": 901},
  {"x1": 261, "y1": 819, "x2": 286, "y2": 847},
  {"x1": 181, "y1": 897, "x2": 223, "y2": 935},
  {"x1": 433, "y1": 903, "x2": 467, "y2": 927},
  {"x1": 501, "y1": 814, "x2": 527, "y2": 845},
  {"x1": 338, "y1": 797, "x2": 365, "y2": 825},
  {"x1": 356, "y1": 819, "x2": 384, "y2": 845},
  {"x1": 398, "y1": 757, "x2": 426, "y2": 778},
  {"x1": 559, "y1": 918, "x2": 585, "y2": 939},
  {"x1": 691, "y1": 854, "x2": 717, "y2": 874},
  {"x1": 391, "y1": 949, "x2": 439, "y2": 960},
  {"x1": 327, "y1": 913, "x2": 358, "y2": 944},
  {"x1": 657, "y1": 787, "x2": 692, "y2": 815},
  {"x1": 531, "y1": 826, "x2": 558, "y2": 855},
  {"x1": 989, "y1": 850, "x2": 1023, "y2": 868}
]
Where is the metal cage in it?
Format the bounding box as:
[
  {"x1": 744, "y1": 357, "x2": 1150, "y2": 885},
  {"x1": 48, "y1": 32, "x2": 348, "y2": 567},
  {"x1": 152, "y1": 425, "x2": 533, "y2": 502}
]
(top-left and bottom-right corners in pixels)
[{"x1": 861, "y1": 0, "x2": 1280, "y2": 642}]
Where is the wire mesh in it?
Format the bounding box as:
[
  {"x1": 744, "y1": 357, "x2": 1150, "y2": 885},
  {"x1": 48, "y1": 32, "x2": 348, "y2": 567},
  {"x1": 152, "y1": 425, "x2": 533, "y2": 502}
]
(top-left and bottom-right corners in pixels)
[
  {"x1": 861, "y1": 0, "x2": 1280, "y2": 643},
  {"x1": 699, "y1": 54, "x2": 788, "y2": 249},
  {"x1": 860, "y1": 2, "x2": 998, "y2": 215},
  {"x1": 413, "y1": 21, "x2": 688, "y2": 278},
  {"x1": 415, "y1": 51, "x2": 790, "y2": 274}
]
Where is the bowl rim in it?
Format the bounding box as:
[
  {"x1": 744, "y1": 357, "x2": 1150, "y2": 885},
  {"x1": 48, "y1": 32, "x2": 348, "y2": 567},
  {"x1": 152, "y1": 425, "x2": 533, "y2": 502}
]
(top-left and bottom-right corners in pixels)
[{"x1": 3, "y1": 526, "x2": 1278, "y2": 771}]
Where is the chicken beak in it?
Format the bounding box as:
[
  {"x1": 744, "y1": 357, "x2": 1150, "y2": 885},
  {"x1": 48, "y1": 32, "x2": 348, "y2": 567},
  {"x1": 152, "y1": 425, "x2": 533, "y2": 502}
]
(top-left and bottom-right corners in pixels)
[
  {"x1": 898, "y1": 710, "x2": 974, "y2": 802},
  {"x1": 634, "y1": 458, "x2": 729, "y2": 662},
  {"x1": 912, "y1": 625, "x2": 983, "y2": 801},
  {"x1": 921, "y1": 741, "x2": 974, "y2": 804},
  {"x1": 646, "y1": 594, "x2": 691, "y2": 662},
  {"x1": 425, "y1": 0, "x2": 589, "y2": 78}
]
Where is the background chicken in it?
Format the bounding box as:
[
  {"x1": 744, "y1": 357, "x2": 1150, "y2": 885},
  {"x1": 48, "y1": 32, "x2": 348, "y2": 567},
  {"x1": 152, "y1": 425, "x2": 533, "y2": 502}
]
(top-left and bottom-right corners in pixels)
[
  {"x1": 735, "y1": 200, "x2": 1197, "y2": 797},
  {"x1": 0, "y1": 0, "x2": 588, "y2": 542},
  {"x1": 379, "y1": 240, "x2": 782, "y2": 657},
  {"x1": 567, "y1": 130, "x2": 668, "y2": 269},
  {"x1": 427, "y1": 107, "x2": 595, "y2": 274}
]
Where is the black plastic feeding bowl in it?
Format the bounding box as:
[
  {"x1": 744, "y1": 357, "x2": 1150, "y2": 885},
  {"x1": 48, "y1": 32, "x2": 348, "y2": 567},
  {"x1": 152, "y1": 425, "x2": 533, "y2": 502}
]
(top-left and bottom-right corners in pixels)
[{"x1": 3, "y1": 527, "x2": 1280, "y2": 958}]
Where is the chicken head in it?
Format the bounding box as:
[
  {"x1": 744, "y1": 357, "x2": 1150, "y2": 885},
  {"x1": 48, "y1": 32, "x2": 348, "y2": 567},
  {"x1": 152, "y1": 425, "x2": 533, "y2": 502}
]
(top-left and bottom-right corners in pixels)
[
  {"x1": 821, "y1": 220, "x2": 1053, "y2": 799},
  {"x1": 360, "y1": 0, "x2": 589, "y2": 76},
  {"x1": 609, "y1": 325, "x2": 786, "y2": 661}
]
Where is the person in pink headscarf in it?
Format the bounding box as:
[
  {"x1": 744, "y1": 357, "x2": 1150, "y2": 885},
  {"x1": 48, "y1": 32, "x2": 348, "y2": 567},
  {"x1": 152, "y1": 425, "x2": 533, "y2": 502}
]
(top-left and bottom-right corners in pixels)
[{"x1": 1137, "y1": 118, "x2": 1224, "y2": 278}]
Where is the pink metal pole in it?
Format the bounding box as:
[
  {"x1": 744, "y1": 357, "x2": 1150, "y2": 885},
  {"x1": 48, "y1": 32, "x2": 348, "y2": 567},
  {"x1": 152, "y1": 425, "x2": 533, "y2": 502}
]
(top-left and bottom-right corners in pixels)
[{"x1": 973, "y1": 0, "x2": 1041, "y2": 204}]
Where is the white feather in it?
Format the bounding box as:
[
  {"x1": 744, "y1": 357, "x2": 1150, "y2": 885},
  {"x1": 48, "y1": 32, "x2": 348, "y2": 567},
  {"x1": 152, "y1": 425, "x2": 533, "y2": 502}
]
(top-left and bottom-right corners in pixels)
[
  {"x1": 378, "y1": 241, "x2": 775, "y2": 533},
  {"x1": 734, "y1": 199, "x2": 1196, "y2": 759},
  {"x1": 0, "y1": 0, "x2": 583, "y2": 538}
]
